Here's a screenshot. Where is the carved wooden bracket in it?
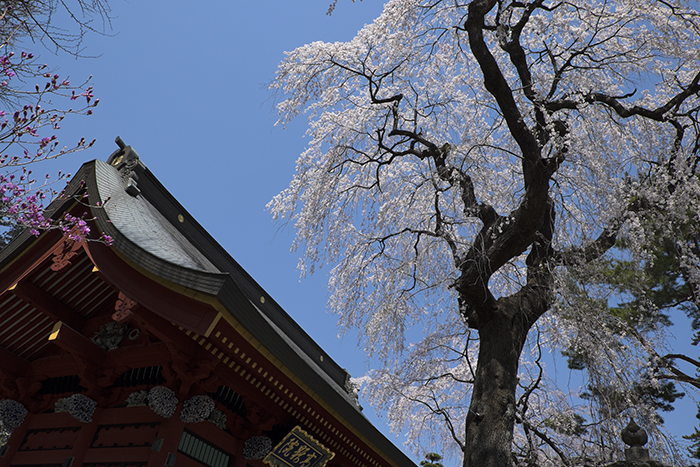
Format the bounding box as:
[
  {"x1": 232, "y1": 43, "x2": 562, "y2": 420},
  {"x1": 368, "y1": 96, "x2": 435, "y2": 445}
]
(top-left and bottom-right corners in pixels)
[
  {"x1": 50, "y1": 235, "x2": 83, "y2": 271},
  {"x1": 112, "y1": 291, "x2": 137, "y2": 322}
]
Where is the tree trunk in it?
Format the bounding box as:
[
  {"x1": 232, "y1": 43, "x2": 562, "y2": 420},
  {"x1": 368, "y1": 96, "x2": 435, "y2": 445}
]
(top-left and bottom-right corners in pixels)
[{"x1": 463, "y1": 304, "x2": 530, "y2": 467}]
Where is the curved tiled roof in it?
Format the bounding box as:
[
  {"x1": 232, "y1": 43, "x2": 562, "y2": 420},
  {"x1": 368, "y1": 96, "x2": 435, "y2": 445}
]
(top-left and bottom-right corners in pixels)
[{"x1": 95, "y1": 159, "x2": 219, "y2": 274}]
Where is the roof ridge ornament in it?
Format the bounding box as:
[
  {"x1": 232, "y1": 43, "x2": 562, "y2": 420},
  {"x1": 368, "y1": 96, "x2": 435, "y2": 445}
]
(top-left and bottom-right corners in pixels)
[{"x1": 108, "y1": 136, "x2": 141, "y2": 197}]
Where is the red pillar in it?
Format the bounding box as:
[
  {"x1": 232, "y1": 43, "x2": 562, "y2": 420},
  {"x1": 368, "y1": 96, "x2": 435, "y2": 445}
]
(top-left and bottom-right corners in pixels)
[
  {"x1": 67, "y1": 407, "x2": 103, "y2": 467},
  {"x1": 147, "y1": 409, "x2": 185, "y2": 467}
]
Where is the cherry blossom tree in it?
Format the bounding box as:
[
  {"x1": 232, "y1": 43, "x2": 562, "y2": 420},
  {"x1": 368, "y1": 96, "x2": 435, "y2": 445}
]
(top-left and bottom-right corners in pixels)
[
  {"x1": 0, "y1": 0, "x2": 108, "y2": 243},
  {"x1": 270, "y1": 1, "x2": 700, "y2": 465}
]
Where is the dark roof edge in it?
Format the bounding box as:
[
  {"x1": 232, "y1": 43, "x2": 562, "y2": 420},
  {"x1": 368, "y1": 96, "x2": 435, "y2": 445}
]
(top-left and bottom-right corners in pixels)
[
  {"x1": 88, "y1": 159, "x2": 230, "y2": 296},
  {"x1": 125, "y1": 159, "x2": 354, "y2": 387},
  {"x1": 120, "y1": 155, "x2": 417, "y2": 467},
  {"x1": 10, "y1": 156, "x2": 351, "y2": 397}
]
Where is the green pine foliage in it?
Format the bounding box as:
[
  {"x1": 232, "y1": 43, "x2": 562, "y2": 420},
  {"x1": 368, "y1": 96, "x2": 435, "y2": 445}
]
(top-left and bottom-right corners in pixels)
[
  {"x1": 684, "y1": 407, "x2": 700, "y2": 460},
  {"x1": 419, "y1": 453, "x2": 443, "y2": 467},
  {"x1": 603, "y1": 234, "x2": 698, "y2": 343}
]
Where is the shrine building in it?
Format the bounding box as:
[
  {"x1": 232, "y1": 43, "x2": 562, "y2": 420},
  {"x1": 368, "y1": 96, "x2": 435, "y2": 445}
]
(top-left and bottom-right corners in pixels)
[{"x1": 0, "y1": 139, "x2": 417, "y2": 467}]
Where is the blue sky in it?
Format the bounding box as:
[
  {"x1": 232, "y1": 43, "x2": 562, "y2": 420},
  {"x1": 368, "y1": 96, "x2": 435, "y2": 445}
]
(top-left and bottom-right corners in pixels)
[
  {"x1": 33, "y1": 0, "x2": 414, "y2": 458},
  {"x1": 22, "y1": 0, "x2": 698, "y2": 462},
  {"x1": 40, "y1": 0, "x2": 387, "y2": 363}
]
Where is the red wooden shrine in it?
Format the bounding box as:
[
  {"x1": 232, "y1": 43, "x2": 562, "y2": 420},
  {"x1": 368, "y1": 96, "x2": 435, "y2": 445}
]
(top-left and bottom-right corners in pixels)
[{"x1": 0, "y1": 140, "x2": 416, "y2": 467}]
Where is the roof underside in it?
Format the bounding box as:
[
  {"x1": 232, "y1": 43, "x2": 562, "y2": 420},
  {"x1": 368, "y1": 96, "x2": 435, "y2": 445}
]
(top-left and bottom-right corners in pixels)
[{"x1": 1, "y1": 247, "x2": 116, "y2": 361}]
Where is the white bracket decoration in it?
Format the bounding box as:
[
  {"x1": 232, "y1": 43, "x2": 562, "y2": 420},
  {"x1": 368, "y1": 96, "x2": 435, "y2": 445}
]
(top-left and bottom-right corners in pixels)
[
  {"x1": 0, "y1": 399, "x2": 28, "y2": 430},
  {"x1": 180, "y1": 395, "x2": 215, "y2": 423},
  {"x1": 207, "y1": 408, "x2": 227, "y2": 429},
  {"x1": 243, "y1": 436, "x2": 272, "y2": 460},
  {"x1": 55, "y1": 394, "x2": 97, "y2": 423},
  {"x1": 147, "y1": 386, "x2": 178, "y2": 418}
]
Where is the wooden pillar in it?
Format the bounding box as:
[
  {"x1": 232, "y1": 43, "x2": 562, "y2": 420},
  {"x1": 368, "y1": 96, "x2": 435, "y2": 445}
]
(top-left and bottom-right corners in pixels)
[
  {"x1": 68, "y1": 407, "x2": 103, "y2": 467},
  {"x1": 148, "y1": 409, "x2": 185, "y2": 467},
  {"x1": 0, "y1": 413, "x2": 32, "y2": 467}
]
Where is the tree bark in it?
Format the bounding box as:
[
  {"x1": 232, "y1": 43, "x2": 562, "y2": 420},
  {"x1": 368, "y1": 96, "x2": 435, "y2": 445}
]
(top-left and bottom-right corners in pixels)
[{"x1": 463, "y1": 299, "x2": 531, "y2": 467}]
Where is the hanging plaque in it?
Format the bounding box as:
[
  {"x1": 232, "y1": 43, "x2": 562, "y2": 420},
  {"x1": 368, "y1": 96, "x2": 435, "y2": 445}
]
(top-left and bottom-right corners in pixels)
[{"x1": 263, "y1": 426, "x2": 335, "y2": 467}]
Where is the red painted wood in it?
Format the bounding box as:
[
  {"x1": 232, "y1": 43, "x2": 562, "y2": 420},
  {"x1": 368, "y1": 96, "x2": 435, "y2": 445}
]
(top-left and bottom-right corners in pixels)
[
  {"x1": 0, "y1": 216, "x2": 394, "y2": 467},
  {"x1": 0, "y1": 413, "x2": 33, "y2": 467},
  {"x1": 83, "y1": 446, "x2": 154, "y2": 463},
  {"x1": 67, "y1": 408, "x2": 102, "y2": 466},
  {"x1": 146, "y1": 409, "x2": 186, "y2": 467},
  {"x1": 0, "y1": 231, "x2": 63, "y2": 293},
  {"x1": 84, "y1": 241, "x2": 219, "y2": 336},
  {"x1": 7, "y1": 448, "x2": 72, "y2": 465}
]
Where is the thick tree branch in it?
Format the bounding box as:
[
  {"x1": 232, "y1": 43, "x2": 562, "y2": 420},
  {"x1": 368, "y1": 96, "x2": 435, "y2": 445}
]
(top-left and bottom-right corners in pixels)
[
  {"x1": 500, "y1": 0, "x2": 545, "y2": 105},
  {"x1": 660, "y1": 354, "x2": 700, "y2": 390},
  {"x1": 465, "y1": 0, "x2": 541, "y2": 174},
  {"x1": 552, "y1": 217, "x2": 622, "y2": 266},
  {"x1": 546, "y1": 71, "x2": 700, "y2": 120}
]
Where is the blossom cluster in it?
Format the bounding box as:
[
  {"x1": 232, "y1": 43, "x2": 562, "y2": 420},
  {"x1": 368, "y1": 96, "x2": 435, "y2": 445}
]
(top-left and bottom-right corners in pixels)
[
  {"x1": 1, "y1": 169, "x2": 49, "y2": 235},
  {"x1": 0, "y1": 172, "x2": 113, "y2": 244},
  {"x1": 0, "y1": 41, "x2": 100, "y2": 242},
  {"x1": 0, "y1": 49, "x2": 98, "y2": 162},
  {"x1": 270, "y1": 0, "x2": 700, "y2": 462}
]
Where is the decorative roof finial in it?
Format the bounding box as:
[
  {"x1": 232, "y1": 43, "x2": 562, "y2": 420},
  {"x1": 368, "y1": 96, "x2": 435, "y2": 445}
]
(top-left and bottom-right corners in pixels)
[
  {"x1": 115, "y1": 135, "x2": 126, "y2": 149},
  {"x1": 107, "y1": 136, "x2": 142, "y2": 196}
]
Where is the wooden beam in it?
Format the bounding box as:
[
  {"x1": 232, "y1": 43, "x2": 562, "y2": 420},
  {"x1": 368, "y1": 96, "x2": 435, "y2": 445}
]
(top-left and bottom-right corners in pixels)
[
  {"x1": 107, "y1": 341, "x2": 171, "y2": 368},
  {"x1": 83, "y1": 241, "x2": 219, "y2": 336},
  {"x1": 12, "y1": 281, "x2": 85, "y2": 331},
  {"x1": 132, "y1": 307, "x2": 199, "y2": 356},
  {"x1": 25, "y1": 342, "x2": 170, "y2": 379},
  {"x1": 27, "y1": 354, "x2": 88, "y2": 379},
  {"x1": 0, "y1": 345, "x2": 28, "y2": 375},
  {"x1": 48, "y1": 321, "x2": 107, "y2": 366}
]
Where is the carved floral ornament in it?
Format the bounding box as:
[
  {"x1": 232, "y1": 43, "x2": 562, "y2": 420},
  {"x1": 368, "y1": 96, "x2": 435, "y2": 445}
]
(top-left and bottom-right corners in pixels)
[
  {"x1": 90, "y1": 321, "x2": 130, "y2": 351},
  {"x1": 244, "y1": 436, "x2": 273, "y2": 460},
  {"x1": 180, "y1": 395, "x2": 215, "y2": 423},
  {"x1": 125, "y1": 389, "x2": 226, "y2": 429},
  {"x1": 0, "y1": 399, "x2": 28, "y2": 430},
  {"x1": 147, "y1": 386, "x2": 178, "y2": 418},
  {"x1": 54, "y1": 394, "x2": 97, "y2": 423}
]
